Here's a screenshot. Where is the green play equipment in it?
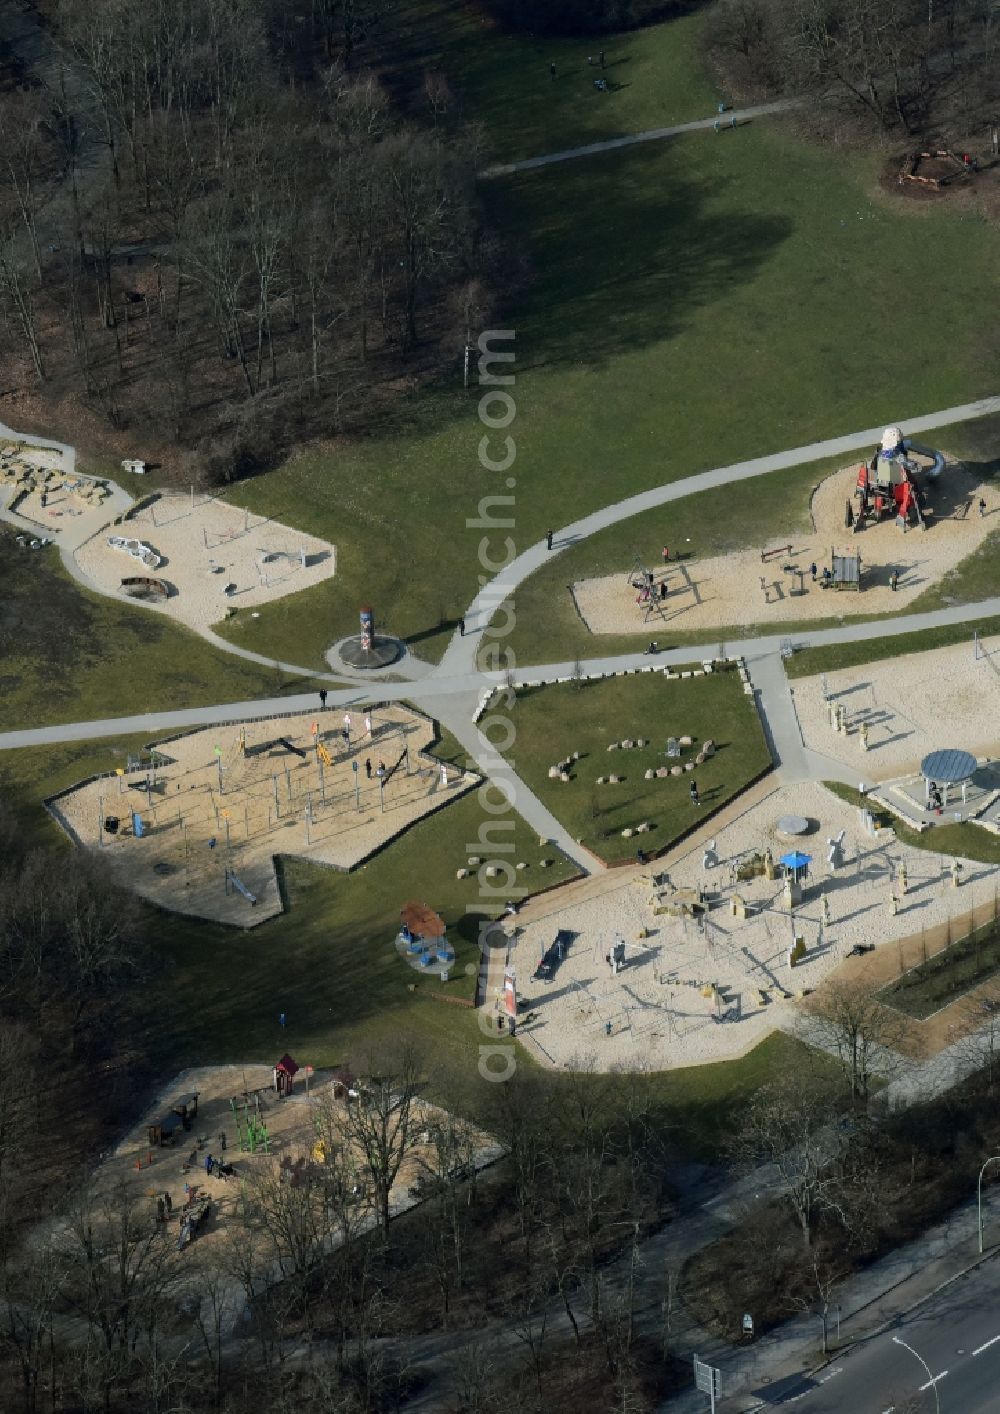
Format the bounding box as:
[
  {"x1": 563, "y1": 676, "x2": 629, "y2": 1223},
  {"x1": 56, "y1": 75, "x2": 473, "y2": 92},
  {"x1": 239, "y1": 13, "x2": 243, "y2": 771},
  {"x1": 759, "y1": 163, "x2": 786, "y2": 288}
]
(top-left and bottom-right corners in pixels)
[{"x1": 230, "y1": 1093, "x2": 270, "y2": 1154}]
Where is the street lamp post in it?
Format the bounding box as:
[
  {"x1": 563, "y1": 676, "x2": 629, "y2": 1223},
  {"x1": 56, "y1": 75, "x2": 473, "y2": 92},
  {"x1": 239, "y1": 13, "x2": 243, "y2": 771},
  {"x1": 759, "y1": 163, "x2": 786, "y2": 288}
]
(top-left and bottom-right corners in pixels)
[
  {"x1": 892, "y1": 1335, "x2": 940, "y2": 1414},
  {"x1": 978, "y1": 1155, "x2": 1000, "y2": 1253}
]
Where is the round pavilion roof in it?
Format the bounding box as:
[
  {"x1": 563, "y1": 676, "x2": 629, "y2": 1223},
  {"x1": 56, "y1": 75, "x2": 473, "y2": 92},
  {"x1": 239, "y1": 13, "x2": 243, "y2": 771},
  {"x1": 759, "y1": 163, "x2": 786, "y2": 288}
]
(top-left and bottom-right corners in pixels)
[{"x1": 920, "y1": 749, "x2": 977, "y2": 784}]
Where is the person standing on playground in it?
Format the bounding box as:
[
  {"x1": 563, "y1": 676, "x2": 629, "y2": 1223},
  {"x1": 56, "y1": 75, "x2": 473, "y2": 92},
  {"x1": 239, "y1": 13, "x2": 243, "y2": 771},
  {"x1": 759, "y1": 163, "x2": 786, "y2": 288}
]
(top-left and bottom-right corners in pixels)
[
  {"x1": 661, "y1": 545, "x2": 670, "y2": 564},
  {"x1": 546, "y1": 528, "x2": 554, "y2": 550},
  {"x1": 365, "y1": 758, "x2": 372, "y2": 779},
  {"x1": 890, "y1": 570, "x2": 899, "y2": 591},
  {"x1": 343, "y1": 711, "x2": 352, "y2": 744},
  {"x1": 980, "y1": 497, "x2": 987, "y2": 518},
  {"x1": 810, "y1": 562, "x2": 817, "y2": 581},
  {"x1": 319, "y1": 688, "x2": 327, "y2": 709},
  {"x1": 364, "y1": 712, "x2": 373, "y2": 738}
]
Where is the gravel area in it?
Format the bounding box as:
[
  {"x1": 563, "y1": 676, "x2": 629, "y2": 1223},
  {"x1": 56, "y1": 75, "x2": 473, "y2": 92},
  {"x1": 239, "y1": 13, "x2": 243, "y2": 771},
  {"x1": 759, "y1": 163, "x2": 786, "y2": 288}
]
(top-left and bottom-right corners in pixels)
[
  {"x1": 572, "y1": 458, "x2": 997, "y2": 635},
  {"x1": 792, "y1": 633, "x2": 1000, "y2": 776},
  {"x1": 74, "y1": 491, "x2": 337, "y2": 633},
  {"x1": 48, "y1": 707, "x2": 476, "y2": 925},
  {"x1": 508, "y1": 781, "x2": 999, "y2": 1072}
]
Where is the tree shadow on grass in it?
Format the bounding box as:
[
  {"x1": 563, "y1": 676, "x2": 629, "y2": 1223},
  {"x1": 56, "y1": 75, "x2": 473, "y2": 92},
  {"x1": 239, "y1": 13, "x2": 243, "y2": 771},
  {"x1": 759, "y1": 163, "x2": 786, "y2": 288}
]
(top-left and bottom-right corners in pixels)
[{"x1": 483, "y1": 140, "x2": 793, "y2": 374}]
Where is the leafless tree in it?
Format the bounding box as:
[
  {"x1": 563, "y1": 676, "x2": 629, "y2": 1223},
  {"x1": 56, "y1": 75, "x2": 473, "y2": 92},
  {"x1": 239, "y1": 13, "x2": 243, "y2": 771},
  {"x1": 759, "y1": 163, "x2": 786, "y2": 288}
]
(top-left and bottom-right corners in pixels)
[
  {"x1": 734, "y1": 1071, "x2": 846, "y2": 1247},
  {"x1": 802, "y1": 980, "x2": 907, "y2": 1101}
]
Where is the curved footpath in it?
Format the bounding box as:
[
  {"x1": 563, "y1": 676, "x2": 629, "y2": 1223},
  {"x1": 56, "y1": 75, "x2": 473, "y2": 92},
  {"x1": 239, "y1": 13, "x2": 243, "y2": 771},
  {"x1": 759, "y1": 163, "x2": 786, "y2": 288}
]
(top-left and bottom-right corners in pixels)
[{"x1": 2, "y1": 393, "x2": 1000, "y2": 870}]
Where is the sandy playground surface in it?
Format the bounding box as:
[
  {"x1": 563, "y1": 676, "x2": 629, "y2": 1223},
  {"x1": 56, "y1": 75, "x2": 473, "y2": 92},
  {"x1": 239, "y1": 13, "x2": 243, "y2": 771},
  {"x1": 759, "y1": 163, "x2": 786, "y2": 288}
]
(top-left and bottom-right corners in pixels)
[
  {"x1": 573, "y1": 458, "x2": 998, "y2": 635},
  {"x1": 67, "y1": 1064, "x2": 500, "y2": 1285},
  {"x1": 48, "y1": 707, "x2": 477, "y2": 926},
  {"x1": 75, "y1": 490, "x2": 337, "y2": 633},
  {"x1": 0, "y1": 442, "x2": 115, "y2": 543},
  {"x1": 791, "y1": 632, "x2": 1000, "y2": 777},
  {"x1": 499, "y1": 780, "x2": 1000, "y2": 1072}
]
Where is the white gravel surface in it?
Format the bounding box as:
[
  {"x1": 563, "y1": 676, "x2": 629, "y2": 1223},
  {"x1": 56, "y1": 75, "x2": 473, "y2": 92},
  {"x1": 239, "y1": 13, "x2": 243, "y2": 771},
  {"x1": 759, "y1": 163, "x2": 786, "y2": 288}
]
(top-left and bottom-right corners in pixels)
[
  {"x1": 74, "y1": 491, "x2": 337, "y2": 632},
  {"x1": 509, "y1": 781, "x2": 999, "y2": 1072},
  {"x1": 792, "y1": 633, "x2": 1000, "y2": 776}
]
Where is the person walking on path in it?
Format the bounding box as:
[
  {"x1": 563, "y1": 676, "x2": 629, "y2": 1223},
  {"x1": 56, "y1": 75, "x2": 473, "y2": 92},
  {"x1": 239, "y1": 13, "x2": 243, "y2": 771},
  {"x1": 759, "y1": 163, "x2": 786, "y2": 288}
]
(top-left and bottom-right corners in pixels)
[
  {"x1": 459, "y1": 617, "x2": 465, "y2": 636},
  {"x1": 546, "y1": 529, "x2": 554, "y2": 550},
  {"x1": 979, "y1": 497, "x2": 987, "y2": 518},
  {"x1": 319, "y1": 688, "x2": 327, "y2": 709},
  {"x1": 689, "y1": 781, "x2": 700, "y2": 806}
]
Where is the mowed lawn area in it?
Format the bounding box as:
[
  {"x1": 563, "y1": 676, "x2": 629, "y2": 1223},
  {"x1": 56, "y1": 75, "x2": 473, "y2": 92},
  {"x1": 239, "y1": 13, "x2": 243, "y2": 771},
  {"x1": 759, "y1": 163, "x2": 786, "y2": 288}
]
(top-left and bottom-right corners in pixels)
[
  {"x1": 501, "y1": 668, "x2": 771, "y2": 863},
  {"x1": 0, "y1": 534, "x2": 298, "y2": 731},
  {"x1": 392, "y1": 0, "x2": 719, "y2": 163},
  {"x1": 215, "y1": 124, "x2": 999, "y2": 673}
]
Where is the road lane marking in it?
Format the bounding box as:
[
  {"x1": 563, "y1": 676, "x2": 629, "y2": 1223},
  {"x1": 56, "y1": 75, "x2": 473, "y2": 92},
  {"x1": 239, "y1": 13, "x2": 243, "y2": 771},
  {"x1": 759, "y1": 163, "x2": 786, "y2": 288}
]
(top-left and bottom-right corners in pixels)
[
  {"x1": 973, "y1": 1334, "x2": 1000, "y2": 1356},
  {"x1": 919, "y1": 1370, "x2": 948, "y2": 1390}
]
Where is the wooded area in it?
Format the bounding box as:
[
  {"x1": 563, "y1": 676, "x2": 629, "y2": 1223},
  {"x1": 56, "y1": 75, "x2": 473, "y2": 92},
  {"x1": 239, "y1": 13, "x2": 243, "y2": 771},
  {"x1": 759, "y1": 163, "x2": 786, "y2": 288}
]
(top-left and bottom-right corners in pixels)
[
  {"x1": 0, "y1": 0, "x2": 492, "y2": 475},
  {"x1": 706, "y1": 0, "x2": 1000, "y2": 137}
]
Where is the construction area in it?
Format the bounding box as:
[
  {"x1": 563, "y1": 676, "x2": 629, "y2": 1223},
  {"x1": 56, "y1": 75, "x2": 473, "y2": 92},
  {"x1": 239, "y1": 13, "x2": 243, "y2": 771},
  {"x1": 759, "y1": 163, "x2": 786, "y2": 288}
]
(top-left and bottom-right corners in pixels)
[
  {"x1": 74, "y1": 489, "x2": 338, "y2": 632},
  {"x1": 47, "y1": 708, "x2": 477, "y2": 925},
  {"x1": 75, "y1": 1062, "x2": 501, "y2": 1275},
  {"x1": 498, "y1": 780, "x2": 1000, "y2": 1072},
  {"x1": 571, "y1": 452, "x2": 996, "y2": 635}
]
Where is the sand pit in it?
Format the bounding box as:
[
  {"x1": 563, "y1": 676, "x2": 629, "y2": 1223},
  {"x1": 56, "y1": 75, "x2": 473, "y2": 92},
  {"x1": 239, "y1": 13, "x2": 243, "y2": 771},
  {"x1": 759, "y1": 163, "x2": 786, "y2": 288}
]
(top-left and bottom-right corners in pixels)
[
  {"x1": 502, "y1": 781, "x2": 1000, "y2": 1072},
  {"x1": 74, "y1": 490, "x2": 337, "y2": 633},
  {"x1": 68, "y1": 1064, "x2": 500, "y2": 1289},
  {"x1": 573, "y1": 458, "x2": 998, "y2": 635},
  {"x1": 47, "y1": 707, "x2": 478, "y2": 925},
  {"x1": 791, "y1": 633, "x2": 1000, "y2": 777}
]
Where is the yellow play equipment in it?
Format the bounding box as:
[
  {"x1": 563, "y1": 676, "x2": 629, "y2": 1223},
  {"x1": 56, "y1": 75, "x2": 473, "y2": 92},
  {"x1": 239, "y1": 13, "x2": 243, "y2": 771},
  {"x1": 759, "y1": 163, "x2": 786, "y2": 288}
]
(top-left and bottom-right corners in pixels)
[{"x1": 317, "y1": 742, "x2": 333, "y2": 768}]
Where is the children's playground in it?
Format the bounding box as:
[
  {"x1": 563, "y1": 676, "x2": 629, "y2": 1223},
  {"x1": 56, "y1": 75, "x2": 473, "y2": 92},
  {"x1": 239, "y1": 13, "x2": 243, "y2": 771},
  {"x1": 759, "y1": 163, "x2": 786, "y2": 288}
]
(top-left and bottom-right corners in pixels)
[
  {"x1": 790, "y1": 631, "x2": 1000, "y2": 827},
  {"x1": 47, "y1": 708, "x2": 477, "y2": 925},
  {"x1": 74, "y1": 490, "x2": 337, "y2": 632},
  {"x1": 0, "y1": 441, "x2": 114, "y2": 544},
  {"x1": 497, "y1": 779, "x2": 999, "y2": 1072},
  {"x1": 75, "y1": 1063, "x2": 500, "y2": 1270},
  {"x1": 572, "y1": 435, "x2": 996, "y2": 635}
]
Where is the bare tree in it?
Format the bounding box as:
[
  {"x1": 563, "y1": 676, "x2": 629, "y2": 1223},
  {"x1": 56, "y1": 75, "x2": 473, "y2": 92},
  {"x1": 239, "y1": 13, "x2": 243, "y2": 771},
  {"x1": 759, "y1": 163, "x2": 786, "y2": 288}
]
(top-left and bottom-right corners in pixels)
[
  {"x1": 734, "y1": 1071, "x2": 846, "y2": 1247},
  {"x1": 329, "y1": 1045, "x2": 423, "y2": 1242},
  {"x1": 803, "y1": 980, "x2": 907, "y2": 1101}
]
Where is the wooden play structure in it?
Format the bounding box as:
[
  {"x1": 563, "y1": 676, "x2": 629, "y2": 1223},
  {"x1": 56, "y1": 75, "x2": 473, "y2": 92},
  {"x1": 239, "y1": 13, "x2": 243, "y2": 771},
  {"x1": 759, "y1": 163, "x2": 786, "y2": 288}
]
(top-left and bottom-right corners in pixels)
[
  {"x1": 273, "y1": 1053, "x2": 299, "y2": 1097},
  {"x1": 898, "y1": 149, "x2": 975, "y2": 189},
  {"x1": 121, "y1": 575, "x2": 170, "y2": 600},
  {"x1": 830, "y1": 546, "x2": 862, "y2": 591},
  {"x1": 147, "y1": 1091, "x2": 200, "y2": 1146}
]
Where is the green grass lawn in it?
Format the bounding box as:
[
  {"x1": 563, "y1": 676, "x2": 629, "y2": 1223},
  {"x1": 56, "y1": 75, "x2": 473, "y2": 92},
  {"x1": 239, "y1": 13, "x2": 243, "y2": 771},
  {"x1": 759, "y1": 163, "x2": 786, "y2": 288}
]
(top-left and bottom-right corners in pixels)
[
  {"x1": 395, "y1": 0, "x2": 719, "y2": 164},
  {"x1": 500, "y1": 667, "x2": 770, "y2": 863},
  {"x1": 0, "y1": 532, "x2": 311, "y2": 730},
  {"x1": 0, "y1": 735, "x2": 831, "y2": 1158},
  {"x1": 211, "y1": 125, "x2": 999, "y2": 673},
  {"x1": 784, "y1": 615, "x2": 1000, "y2": 680}
]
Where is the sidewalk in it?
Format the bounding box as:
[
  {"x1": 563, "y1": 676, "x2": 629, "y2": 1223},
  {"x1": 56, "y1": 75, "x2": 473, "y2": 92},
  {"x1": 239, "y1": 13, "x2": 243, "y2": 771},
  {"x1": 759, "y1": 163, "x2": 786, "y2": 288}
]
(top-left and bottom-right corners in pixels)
[{"x1": 660, "y1": 1182, "x2": 1000, "y2": 1410}]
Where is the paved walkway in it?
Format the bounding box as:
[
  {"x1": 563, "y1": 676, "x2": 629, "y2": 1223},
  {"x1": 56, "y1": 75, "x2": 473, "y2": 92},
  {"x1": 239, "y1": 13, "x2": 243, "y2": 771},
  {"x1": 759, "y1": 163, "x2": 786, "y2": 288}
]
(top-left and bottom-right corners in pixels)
[{"x1": 478, "y1": 99, "x2": 798, "y2": 179}]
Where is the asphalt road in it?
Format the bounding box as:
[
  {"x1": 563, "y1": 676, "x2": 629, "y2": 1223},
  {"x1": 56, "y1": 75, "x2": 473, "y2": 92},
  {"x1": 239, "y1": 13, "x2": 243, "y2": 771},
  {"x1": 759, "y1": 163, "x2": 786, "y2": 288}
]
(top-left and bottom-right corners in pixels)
[{"x1": 754, "y1": 1255, "x2": 1000, "y2": 1411}]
